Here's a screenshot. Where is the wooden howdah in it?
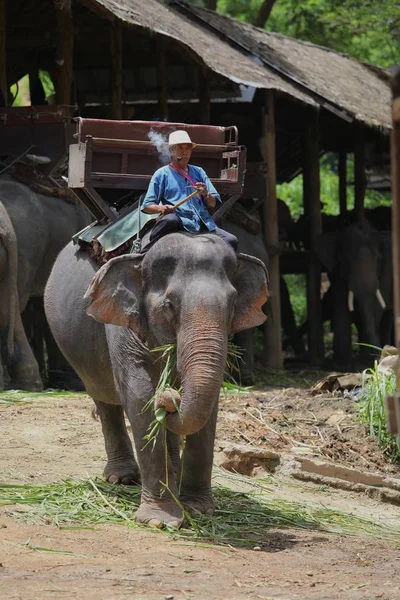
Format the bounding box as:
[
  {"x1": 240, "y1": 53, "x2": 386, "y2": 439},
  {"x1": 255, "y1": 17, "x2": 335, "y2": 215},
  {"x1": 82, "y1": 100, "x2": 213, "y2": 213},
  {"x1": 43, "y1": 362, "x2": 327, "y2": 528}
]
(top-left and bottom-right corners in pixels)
[{"x1": 68, "y1": 118, "x2": 246, "y2": 222}]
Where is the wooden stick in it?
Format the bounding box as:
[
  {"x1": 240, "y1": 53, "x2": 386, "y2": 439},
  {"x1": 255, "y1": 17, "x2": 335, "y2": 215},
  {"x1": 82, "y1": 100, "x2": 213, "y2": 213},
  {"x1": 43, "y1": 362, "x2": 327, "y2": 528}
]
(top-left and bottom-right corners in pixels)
[
  {"x1": 172, "y1": 188, "x2": 201, "y2": 209},
  {"x1": 155, "y1": 189, "x2": 202, "y2": 220}
]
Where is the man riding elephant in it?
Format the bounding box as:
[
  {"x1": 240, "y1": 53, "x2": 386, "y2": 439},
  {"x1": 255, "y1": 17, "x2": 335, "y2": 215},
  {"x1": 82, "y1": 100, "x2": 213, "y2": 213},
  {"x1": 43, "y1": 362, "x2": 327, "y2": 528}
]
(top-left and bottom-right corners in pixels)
[{"x1": 141, "y1": 130, "x2": 238, "y2": 252}]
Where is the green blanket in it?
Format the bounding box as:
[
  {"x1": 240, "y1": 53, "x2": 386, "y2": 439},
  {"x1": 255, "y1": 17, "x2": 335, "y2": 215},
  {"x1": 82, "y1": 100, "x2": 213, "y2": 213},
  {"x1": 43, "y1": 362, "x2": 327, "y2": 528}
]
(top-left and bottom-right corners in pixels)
[{"x1": 73, "y1": 208, "x2": 157, "y2": 252}]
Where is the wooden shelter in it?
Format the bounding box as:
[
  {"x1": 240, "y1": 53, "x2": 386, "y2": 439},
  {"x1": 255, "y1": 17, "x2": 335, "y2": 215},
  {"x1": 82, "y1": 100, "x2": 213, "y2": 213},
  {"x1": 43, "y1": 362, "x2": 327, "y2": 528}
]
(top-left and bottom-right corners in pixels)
[{"x1": 1, "y1": 0, "x2": 392, "y2": 368}]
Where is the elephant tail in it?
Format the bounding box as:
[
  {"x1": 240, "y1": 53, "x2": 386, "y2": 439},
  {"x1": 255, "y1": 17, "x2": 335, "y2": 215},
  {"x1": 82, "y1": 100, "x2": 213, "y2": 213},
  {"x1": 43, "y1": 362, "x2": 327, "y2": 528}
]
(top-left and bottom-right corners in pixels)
[{"x1": 1, "y1": 207, "x2": 19, "y2": 360}]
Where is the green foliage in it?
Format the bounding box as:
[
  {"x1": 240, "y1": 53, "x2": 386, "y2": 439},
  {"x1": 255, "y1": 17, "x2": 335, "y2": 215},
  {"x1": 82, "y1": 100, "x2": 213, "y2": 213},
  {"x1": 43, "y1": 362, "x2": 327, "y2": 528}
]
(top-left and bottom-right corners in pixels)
[
  {"x1": 277, "y1": 153, "x2": 392, "y2": 220},
  {"x1": 283, "y1": 274, "x2": 307, "y2": 326},
  {"x1": 358, "y1": 363, "x2": 400, "y2": 463}
]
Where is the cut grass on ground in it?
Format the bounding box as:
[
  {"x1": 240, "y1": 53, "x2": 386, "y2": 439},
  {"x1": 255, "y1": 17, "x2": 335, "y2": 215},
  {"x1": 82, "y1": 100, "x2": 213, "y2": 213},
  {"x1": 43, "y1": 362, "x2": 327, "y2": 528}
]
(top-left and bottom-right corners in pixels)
[
  {"x1": 0, "y1": 389, "x2": 80, "y2": 405},
  {"x1": 1, "y1": 473, "x2": 399, "y2": 547}
]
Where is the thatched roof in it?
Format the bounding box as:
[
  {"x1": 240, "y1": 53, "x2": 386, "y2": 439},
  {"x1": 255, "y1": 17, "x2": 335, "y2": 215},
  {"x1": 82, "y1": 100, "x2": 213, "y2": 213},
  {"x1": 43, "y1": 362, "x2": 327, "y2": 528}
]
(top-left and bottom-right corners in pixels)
[
  {"x1": 85, "y1": 0, "x2": 316, "y2": 106},
  {"x1": 175, "y1": 2, "x2": 391, "y2": 130}
]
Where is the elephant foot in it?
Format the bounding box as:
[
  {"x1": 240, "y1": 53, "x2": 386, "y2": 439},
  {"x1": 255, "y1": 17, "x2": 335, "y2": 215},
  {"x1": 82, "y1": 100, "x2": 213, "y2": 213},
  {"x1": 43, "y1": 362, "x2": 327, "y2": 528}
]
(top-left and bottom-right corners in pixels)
[
  {"x1": 135, "y1": 497, "x2": 184, "y2": 529},
  {"x1": 181, "y1": 493, "x2": 215, "y2": 516},
  {"x1": 104, "y1": 461, "x2": 141, "y2": 486}
]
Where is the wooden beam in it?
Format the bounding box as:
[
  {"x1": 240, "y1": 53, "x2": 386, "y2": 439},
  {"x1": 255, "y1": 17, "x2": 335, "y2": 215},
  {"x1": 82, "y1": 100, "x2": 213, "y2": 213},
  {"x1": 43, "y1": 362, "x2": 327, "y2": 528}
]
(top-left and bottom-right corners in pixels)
[
  {"x1": 303, "y1": 108, "x2": 324, "y2": 364},
  {"x1": 338, "y1": 151, "x2": 347, "y2": 215},
  {"x1": 354, "y1": 123, "x2": 366, "y2": 221},
  {"x1": 391, "y1": 69, "x2": 400, "y2": 351},
  {"x1": 54, "y1": 1, "x2": 74, "y2": 106},
  {"x1": 198, "y1": 65, "x2": 210, "y2": 124},
  {"x1": 110, "y1": 20, "x2": 122, "y2": 120},
  {"x1": 0, "y1": 0, "x2": 7, "y2": 105},
  {"x1": 385, "y1": 68, "x2": 400, "y2": 434},
  {"x1": 262, "y1": 90, "x2": 283, "y2": 369},
  {"x1": 157, "y1": 36, "x2": 168, "y2": 121}
]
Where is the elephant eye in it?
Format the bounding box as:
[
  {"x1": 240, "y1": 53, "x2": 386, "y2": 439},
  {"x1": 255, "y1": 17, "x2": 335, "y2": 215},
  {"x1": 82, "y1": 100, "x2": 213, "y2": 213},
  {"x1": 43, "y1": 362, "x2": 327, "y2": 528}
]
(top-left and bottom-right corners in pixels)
[{"x1": 161, "y1": 298, "x2": 176, "y2": 321}]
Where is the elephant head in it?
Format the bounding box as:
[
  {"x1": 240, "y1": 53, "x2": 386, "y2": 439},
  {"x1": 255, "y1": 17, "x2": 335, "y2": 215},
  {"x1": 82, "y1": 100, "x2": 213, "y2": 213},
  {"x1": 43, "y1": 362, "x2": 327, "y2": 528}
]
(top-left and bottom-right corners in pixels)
[{"x1": 83, "y1": 233, "x2": 268, "y2": 436}]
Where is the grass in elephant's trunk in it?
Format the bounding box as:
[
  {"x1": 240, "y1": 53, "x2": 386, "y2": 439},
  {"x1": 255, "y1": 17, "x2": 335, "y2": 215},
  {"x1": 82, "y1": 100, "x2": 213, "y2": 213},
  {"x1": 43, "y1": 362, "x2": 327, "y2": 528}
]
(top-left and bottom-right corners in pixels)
[{"x1": 142, "y1": 341, "x2": 246, "y2": 450}]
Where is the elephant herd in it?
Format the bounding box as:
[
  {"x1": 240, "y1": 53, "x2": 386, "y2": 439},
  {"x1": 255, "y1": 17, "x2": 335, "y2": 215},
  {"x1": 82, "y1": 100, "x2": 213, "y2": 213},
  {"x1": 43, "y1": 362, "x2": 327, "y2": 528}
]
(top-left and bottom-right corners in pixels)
[
  {"x1": 0, "y1": 172, "x2": 394, "y2": 527},
  {"x1": 0, "y1": 175, "x2": 392, "y2": 392},
  {"x1": 289, "y1": 207, "x2": 393, "y2": 367}
]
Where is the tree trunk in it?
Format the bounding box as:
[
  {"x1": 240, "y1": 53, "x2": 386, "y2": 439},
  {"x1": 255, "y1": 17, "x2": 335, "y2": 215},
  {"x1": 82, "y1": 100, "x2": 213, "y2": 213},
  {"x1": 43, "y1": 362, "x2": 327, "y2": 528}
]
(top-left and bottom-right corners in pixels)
[
  {"x1": 253, "y1": 0, "x2": 277, "y2": 29},
  {"x1": 205, "y1": 0, "x2": 218, "y2": 10}
]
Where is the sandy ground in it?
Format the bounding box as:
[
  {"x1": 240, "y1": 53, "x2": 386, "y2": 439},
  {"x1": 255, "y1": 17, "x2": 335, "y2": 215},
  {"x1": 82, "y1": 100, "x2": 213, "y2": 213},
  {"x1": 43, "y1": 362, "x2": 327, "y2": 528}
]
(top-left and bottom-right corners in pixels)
[{"x1": 1, "y1": 387, "x2": 400, "y2": 600}]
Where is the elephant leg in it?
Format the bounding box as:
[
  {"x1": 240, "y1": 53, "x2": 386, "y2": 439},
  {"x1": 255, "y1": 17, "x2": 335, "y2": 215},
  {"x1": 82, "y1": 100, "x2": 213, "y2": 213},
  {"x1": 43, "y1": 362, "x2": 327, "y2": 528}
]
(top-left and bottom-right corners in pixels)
[
  {"x1": 8, "y1": 312, "x2": 43, "y2": 391},
  {"x1": 22, "y1": 299, "x2": 46, "y2": 379},
  {"x1": 331, "y1": 282, "x2": 352, "y2": 367},
  {"x1": 125, "y1": 400, "x2": 183, "y2": 528},
  {"x1": 233, "y1": 329, "x2": 255, "y2": 385},
  {"x1": 94, "y1": 399, "x2": 140, "y2": 485},
  {"x1": 179, "y1": 402, "x2": 218, "y2": 516},
  {"x1": 44, "y1": 314, "x2": 84, "y2": 391}
]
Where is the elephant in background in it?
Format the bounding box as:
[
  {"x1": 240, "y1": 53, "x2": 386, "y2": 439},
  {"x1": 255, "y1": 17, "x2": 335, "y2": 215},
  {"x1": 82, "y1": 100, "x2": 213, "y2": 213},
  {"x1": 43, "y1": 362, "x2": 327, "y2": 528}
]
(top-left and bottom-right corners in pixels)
[
  {"x1": 0, "y1": 174, "x2": 92, "y2": 389},
  {"x1": 44, "y1": 233, "x2": 268, "y2": 527},
  {"x1": 0, "y1": 199, "x2": 41, "y2": 390},
  {"x1": 313, "y1": 219, "x2": 389, "y2": 366},
  {"x1": 222, "y1": 210, "x2": 305, "y2": 384}
]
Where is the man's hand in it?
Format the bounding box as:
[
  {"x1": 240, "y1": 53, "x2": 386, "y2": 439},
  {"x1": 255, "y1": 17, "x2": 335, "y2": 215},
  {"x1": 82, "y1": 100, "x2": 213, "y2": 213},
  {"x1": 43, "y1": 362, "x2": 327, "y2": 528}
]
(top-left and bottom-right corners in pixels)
[
  {"x1": 142, "y1": 204, "x2": 175, "y2": 215},
  {"x1": 195, "y1": 182, "x2": 208, "y2": 196},
  {"x1": 158, "y1": 204, "x2": 175, "y2": 216}
]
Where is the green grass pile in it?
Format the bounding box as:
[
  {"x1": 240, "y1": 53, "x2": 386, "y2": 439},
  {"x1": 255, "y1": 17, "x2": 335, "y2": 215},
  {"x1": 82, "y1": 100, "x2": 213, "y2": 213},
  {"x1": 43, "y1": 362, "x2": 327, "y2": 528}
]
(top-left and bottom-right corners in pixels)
[
  {"x1": 357, "y1": 362, "x2": 400, "y2": 462},
  {"x1": 0, "y1": 389, "x2": 79, "y2": 405},
  {"x1": 1, "y1": 474, "x2": 399, "y2": 546}
]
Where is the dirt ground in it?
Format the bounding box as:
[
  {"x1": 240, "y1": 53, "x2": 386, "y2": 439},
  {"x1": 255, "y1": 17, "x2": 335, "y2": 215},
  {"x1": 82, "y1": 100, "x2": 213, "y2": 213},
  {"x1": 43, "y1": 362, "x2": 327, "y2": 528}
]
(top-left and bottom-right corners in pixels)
[{"x1": 1, "y1": 374, "x2": 400, "y2": 600}]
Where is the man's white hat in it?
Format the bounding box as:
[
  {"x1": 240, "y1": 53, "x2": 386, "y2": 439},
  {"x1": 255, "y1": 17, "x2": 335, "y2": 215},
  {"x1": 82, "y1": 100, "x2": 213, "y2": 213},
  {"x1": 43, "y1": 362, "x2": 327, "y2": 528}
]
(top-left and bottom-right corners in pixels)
[{"x1": 167, "y1": 130, "x2": 196, "y2": 149}]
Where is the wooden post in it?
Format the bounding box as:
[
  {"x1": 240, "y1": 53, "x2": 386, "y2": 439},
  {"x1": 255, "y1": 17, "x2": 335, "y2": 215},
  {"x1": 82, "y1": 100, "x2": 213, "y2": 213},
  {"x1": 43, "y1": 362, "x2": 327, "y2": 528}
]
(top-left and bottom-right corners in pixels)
[
  {"x1": 391, "y1": 70, "x2": 400, "y2": 352},
  {"x1": 303, "y1": 108, "x2": 324, "y2": 364},
  {"x1": 385, "y1": 68, "x2": 400, "y2": 434},
  {"x1": 198, "y1": 65, "x2": 210, "y2": 124},
  {"x1": 157, "y1": 36, "x2": 168, "y2": 120},
  {"x1": 262, "y1": 90, "x2": 283, "y2": 369},
  {"x1": 338, "y1": 151, "x2": 347, "y2": 215},
  {"x1": 110, "y1": 20, "x2": 122, "y2": 120},
  {"x1": 354, "y1": 123, "x2": 366, "y2": 221},
  {"x1": 0, "y1": 0, "x2": 7, "y2": 105},
  {"x1": 54, "y1": 0, "x2": 74, "y2": 106}
]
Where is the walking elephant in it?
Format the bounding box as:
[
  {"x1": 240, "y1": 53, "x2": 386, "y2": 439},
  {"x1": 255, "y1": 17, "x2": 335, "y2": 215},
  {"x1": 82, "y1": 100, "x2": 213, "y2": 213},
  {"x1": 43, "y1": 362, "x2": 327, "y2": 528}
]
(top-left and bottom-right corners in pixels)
[
  {"x1": 44, "y1": 233, "x2": 268, "y2": 527},
  {"x1": 0, "y1": 174, "x2": 91, "y2": 389}
]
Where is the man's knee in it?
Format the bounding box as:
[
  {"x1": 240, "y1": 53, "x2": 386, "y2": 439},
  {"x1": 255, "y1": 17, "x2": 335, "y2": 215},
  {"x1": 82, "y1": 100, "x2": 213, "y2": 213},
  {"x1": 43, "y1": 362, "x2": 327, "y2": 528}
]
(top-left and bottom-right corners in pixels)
[{"x1": 214, "y1": 227, "x2": 238, "y2": 252}]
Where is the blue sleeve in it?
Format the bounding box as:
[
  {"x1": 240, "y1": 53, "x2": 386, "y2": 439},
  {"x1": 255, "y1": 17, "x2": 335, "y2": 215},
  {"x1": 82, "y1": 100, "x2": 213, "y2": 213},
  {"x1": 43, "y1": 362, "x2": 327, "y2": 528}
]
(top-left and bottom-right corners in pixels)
[
  {"x1": 142, "y1": 171, "x2": 164, "y2": 210},
  {"x1": 198, "y1": 167, "x2": 221, "y2": 204}
]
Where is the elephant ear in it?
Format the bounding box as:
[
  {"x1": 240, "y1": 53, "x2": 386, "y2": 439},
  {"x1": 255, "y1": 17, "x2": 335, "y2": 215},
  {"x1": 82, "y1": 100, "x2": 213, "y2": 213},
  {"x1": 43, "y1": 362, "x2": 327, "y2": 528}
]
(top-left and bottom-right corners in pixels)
[
  {"x1": 313, "y1": 232, "x2": 337, "y2": 272},
  {"x1": 231, "y1": 253, "x2": 269, "y2": 334},
  {"x1": 84, "y1": 254, "x2": 145, "y2": 335}
]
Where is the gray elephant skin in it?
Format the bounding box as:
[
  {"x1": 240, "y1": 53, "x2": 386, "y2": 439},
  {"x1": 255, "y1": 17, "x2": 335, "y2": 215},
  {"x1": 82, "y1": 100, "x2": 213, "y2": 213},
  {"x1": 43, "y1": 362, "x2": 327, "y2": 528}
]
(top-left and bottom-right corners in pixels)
[
  {"x1": 44, "y1": 233, "x2": 268, "y2": 527},
  {"x1": 0, "y1": 175, "x2": 91, "y2": 390}
]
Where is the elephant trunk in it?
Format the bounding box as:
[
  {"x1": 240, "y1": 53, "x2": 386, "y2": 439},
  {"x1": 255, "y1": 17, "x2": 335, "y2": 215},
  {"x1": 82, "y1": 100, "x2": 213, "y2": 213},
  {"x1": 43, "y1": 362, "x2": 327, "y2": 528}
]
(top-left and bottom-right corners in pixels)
[{"x1": 166, "y1": 319, "x2": 228, "y2": 437}]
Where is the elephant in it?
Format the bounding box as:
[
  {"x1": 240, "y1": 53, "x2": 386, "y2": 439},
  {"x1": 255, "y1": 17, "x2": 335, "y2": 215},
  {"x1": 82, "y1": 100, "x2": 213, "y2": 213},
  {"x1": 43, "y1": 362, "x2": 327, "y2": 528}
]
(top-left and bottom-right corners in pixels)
[
  {"x1": 313, "y1": 219, "x2": 389, "y2": 366},
  {"x1": 44, "y1": 233, "x2": 268, "y2": 527},
  {"x1": 0, "y1": 174, "x2": 92, "y2": 389}
]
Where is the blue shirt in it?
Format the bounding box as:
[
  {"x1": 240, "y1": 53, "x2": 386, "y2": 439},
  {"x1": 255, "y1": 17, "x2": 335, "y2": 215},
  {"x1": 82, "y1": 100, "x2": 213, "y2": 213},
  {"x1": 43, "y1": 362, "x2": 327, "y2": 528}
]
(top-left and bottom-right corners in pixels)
[{"x1": 141, "y1": 164, "x2": 221, "y2": 233}]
